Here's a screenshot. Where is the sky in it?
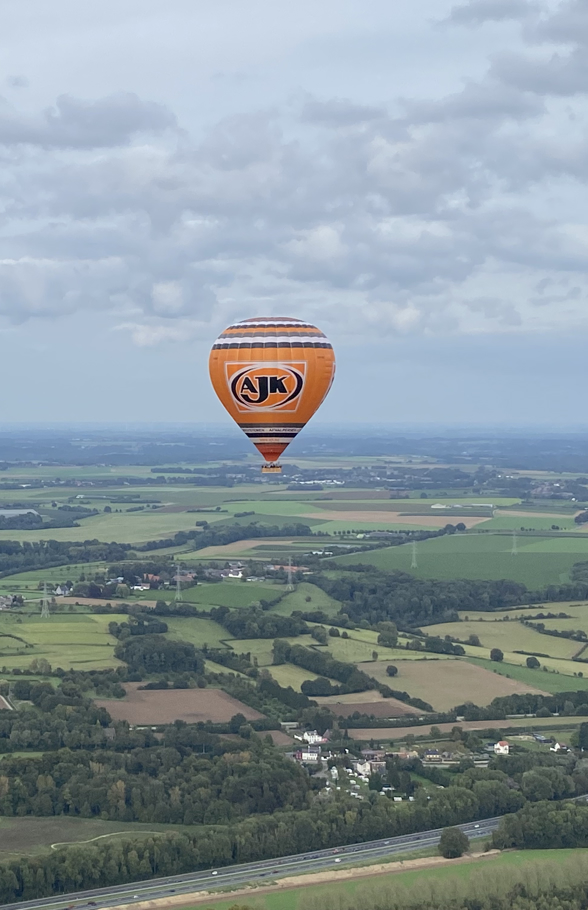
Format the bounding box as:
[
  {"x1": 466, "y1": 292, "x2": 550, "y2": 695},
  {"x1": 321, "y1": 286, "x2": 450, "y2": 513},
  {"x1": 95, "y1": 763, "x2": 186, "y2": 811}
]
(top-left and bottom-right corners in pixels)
[{"x1": 1, "y1": 0, "x2": 587, "y2": 427}]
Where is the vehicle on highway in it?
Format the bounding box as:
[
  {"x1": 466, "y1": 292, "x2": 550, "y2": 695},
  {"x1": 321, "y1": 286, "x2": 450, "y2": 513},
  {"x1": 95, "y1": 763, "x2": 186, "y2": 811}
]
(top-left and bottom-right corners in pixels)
[
  {"x1": 334, "y1": 858, "x2": 341, "y2": 863},
  {"x1": 211, "y1": 871, "x2": 218, "y2": 876}
]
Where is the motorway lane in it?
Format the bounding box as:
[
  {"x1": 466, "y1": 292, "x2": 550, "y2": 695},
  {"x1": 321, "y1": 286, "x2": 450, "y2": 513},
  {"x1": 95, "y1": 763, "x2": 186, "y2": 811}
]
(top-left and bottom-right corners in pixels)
[{"x1": 0, "y1": 817, "x2": 502, "y2": 910}]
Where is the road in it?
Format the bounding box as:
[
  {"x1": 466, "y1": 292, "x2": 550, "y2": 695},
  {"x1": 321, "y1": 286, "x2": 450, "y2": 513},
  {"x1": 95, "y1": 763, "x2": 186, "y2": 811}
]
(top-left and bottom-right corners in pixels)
[{"x1": 0, "y1": 817, "x2": 502, "y2": 910}]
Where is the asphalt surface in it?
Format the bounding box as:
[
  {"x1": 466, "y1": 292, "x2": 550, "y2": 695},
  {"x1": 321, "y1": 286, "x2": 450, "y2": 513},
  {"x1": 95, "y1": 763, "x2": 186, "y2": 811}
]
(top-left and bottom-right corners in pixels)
[{"x1": 0, "y1": 816, "x2": 502, "y2": 910}]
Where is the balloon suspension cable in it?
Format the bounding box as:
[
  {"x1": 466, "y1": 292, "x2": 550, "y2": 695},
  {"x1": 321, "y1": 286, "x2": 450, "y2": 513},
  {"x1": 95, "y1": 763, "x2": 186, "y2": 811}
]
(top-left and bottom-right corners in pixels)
[{"x1": 261, "y1": 463, "x2": 282, "y2": 474}]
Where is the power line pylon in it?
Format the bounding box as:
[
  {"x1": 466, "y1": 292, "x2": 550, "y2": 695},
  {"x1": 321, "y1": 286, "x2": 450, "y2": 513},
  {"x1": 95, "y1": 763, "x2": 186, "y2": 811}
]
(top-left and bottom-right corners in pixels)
[
  {"x1": 411, "y1": 540, "x2": 418, "y2": 569},
  {"x1": 41, "y1": 582, "x2": 50, "y2": 619},
  {"x1": 175, "y1": 562, "x2": 183, "y2": 602},
  {"x1": 511, "y1": 531, "x2": 518, "y2": 556},
  {"x1": 287, "y1": 556, "x2": 293, "y2": 591}
]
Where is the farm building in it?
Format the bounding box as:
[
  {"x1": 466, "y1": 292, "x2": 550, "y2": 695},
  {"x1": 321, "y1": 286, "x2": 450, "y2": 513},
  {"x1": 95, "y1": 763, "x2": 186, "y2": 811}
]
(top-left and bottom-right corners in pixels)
[
  {"x1": 493, "y1": 741, "x2": 510, "y2": 755},
  {"x1": 294, "y1": 745, "x2": 321, "y2": 763}
]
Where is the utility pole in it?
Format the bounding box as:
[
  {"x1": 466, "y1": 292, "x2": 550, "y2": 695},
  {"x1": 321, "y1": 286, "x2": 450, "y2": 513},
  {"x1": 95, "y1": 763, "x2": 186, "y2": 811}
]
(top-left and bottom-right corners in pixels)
[
  {"x1": 175, "y1": 562, "x2": 182, "y2": 602},
  {"x1": 411, "y1": 540, "x2": 418, "y2": 570},
  {"x1": 287, "y1": 556, "x2": 293, "y2": 591}
]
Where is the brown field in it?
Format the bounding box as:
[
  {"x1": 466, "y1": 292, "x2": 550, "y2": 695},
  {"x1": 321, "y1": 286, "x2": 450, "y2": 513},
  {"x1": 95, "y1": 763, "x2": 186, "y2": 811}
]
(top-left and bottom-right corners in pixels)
[
  {"x1": 95, "y1": 683, "x2": 264, "y2": 725},
  {"x1": 194, "y1": 538, "x2": 299, "y2": 558},
  {"x1": 368, "y1": 659, "x2": 549, "y2": 712},
  {"x1": 316, "y1": 491, "x2": 399, "y2": 500},
  {"x1": 348, "y1": 716, "x2": 575, "y2": 741},
  {"x1": 302, "y1": 510, "x2": 489, "y2": 527},
  {"x1": 495, "y1": 509, "x2": 574, "y2": 518},
  {"x1": 319, "y1": 700, "x2": 418, "y2": 719},
  {"x1": 315, "y1": 690, "x2": 419, "y2": 717}
]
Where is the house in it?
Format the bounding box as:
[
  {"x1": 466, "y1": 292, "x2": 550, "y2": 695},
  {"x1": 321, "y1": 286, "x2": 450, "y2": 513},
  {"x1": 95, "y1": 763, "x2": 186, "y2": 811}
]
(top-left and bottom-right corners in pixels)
[
  {"x1": 370, "y1": 761, "x2": 387, "y2": 774},
  {"x1": 361, "y1": 749, "x2": 385, "y2": 761},
  {"x1": 294, "y1": 745, "x2": 321, "y2": 763},
  {"x1": 302, "y1": 730, "x2": 326, "y2": 745},
  {"x1": 350, "y1": 760, "x2": 371, "y2": 776},
  {"x1": 550, "y1": 742, "x2": 569, "y2": 753},
  {"x1": 494, "y1": 741, "x2": 509, "y2": 755},
  {"x1": 424, "y1": 749, "x2": 442, "y2": 762}
]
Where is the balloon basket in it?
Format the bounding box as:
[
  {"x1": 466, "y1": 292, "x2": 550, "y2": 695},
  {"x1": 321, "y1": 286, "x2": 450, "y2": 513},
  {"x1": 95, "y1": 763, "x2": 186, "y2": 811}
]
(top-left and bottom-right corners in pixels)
[{"x1": 261, "y1": 463, "x2": 282, "y2": 474}]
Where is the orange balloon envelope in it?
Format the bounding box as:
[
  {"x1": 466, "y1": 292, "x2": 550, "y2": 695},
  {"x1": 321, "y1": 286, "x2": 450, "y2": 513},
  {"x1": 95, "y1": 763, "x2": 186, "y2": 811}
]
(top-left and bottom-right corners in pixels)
[{"x1": 209, "y1": 316, "x2": 336, "y2": 472}]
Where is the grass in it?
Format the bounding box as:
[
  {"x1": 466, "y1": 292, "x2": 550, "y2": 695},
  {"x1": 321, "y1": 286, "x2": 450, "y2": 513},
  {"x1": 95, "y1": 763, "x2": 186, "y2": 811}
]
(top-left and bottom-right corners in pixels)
[
  {"x1": 424, "y1": 619, "x2": 581, "y2": 659},
  {"x1": 467, "y1": 656, "x2": 588, "y2": 693},
  {"x1": 271, "y1": 583, "x2": 342, "y2": 617},
  {"x1": 331, "y1": 531, "x2": 588, "y2": 587},
  {"x1": 165, "y1": 617, "x2": 230, "y2": 650},
  {"x1": 0, "y1": 815, "x2": 210, "y2": 857},
  {"x1": 182, "y1": 582, "x2": 281, "y2": 609},
  {"x1": 0, "y1": 611, "x2": 125, "y2": 671}
]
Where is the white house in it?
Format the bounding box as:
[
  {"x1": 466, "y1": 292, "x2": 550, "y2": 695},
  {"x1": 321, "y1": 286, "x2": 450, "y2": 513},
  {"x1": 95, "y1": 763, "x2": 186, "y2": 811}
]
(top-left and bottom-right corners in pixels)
[
  {"x1": 493, "y1": 741, "x2": 509, "y2": 755},
  {"x1": 303, "y1": 730, "x2": 326, "y2": 745}
]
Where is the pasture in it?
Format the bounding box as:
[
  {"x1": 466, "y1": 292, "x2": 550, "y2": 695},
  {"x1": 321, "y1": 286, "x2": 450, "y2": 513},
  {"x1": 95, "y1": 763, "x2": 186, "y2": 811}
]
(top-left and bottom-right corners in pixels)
[
  {"x1": 0, "y1": 611, "x2": 123, "y2": 671},
  {"x1": 95, "y1": 683, "x2": 263, "y2": 725},
  {"x1": 424, "y1": 619, "x2": 582, "y2": 660},
  {"x1": 331, "y1": 531, "x2": 588, "y2": 587}
]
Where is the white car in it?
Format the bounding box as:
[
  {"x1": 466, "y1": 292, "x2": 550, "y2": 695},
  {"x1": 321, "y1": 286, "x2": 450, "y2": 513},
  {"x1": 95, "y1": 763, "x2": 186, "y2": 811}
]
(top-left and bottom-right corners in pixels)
[
  {"x1": 334, "y1": 858, "x2": 341, "y2": 863},
  {"x1": 211, "y1": 871, "x2": 218, "y2": 876}
]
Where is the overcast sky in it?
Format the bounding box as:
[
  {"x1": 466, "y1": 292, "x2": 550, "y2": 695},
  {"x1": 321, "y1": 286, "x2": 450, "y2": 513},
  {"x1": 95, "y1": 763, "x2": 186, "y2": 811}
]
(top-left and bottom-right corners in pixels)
[{"x1": 1, "y1": 0, "x2": 587, "y2": 428}]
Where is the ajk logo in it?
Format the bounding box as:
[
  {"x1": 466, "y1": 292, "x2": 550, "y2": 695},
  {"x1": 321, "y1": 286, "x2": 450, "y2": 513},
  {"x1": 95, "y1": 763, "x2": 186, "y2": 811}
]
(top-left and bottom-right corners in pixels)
[{"x1": 226, "y1": 362, "x2": 305, "y2": 412}]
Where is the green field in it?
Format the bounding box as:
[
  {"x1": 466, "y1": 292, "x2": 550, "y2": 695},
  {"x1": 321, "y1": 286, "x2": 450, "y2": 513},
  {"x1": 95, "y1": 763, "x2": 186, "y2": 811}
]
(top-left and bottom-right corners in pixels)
[
  {"x1": 166, "y1": 617, "x2": 230, "y2": 650},
  {"x1": 467, "y1": 656, "x2": 588, "y2": 693},
  {"x1": 0, "y1": 612, "x2": 124, "y2": 671},
  {"x1": 331, "y1": 531, "x2": 588, "y2": 587},
  {"x1": 425, "y1": 619, "x2": 581, "y2": 660},
  {"x1": 0, "y1": 815, "x2": 210, "y2": 857}
]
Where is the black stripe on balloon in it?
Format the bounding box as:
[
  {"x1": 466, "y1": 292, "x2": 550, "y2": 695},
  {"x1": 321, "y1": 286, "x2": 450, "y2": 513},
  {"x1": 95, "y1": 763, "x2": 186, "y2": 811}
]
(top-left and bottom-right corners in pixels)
[{"x1": 212, "y1": 342, "x2": 332, "y2": 349}]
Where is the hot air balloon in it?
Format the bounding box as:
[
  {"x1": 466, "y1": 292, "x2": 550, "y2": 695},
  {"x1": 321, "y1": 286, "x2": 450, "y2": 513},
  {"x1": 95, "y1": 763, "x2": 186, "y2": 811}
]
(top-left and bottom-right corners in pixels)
[{"x1": 209, "y1": 316, "x2": 335, "y2": 473}]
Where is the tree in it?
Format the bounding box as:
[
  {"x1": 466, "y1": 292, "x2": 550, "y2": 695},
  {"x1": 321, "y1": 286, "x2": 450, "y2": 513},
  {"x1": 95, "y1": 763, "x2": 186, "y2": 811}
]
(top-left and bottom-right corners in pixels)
[
  {"x1": 526, "y1": 656, "x2": 540, "y2": 669},
  {"x1": 490, "y1": 648, "x2": 504, "y2": 662},
  {"x1": 438, "y1": 827, "x2": 469, "y2": 858},
  {"x1": 386, "y1": 665, "x2": 398, "y2": 677},
  {"x1": 578, "y1": 722, "x2": 588, "y2": 750},
  {"x1": 467, "y1": 634, "x2": 481, "y2": 647}
]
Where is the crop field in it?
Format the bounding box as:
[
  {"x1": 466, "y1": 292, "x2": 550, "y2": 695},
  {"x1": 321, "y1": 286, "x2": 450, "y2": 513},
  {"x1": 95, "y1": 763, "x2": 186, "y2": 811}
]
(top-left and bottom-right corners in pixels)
[
  {"x1": 95, "y1": 682, "x2": 264, "y2": 725},
  {"x1": 313, "y1": 691, "x2": 419, "y2": 717},
  {"x1": 368, "y1": 658, "x2": 549, "y2": 711},
  {"x1": 348, "y1": 713, "x2": 588, "y2": 741},
  {"x1": 331, "y1": 531, "x2": 588, "y2": 587},
  {"x1": 0, "y1": 612, "x2": 123, "y2": 671}
]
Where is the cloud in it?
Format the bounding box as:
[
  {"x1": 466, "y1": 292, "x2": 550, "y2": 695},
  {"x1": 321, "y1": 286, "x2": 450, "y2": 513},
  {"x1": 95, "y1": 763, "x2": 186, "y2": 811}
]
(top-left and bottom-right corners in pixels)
[
  {"x1": 3, "y1": 39, "x2": 588, "y2": 350},
  {"x1": 444, "y1": 0, "x2": 539, "y2": 26},
  {"x1": 0, "y1": 92, "x2": 176, "y2": 149}
]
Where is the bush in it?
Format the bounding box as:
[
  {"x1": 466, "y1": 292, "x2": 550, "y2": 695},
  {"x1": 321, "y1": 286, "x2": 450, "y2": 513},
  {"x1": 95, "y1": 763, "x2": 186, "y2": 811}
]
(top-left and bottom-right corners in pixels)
[
  {"x1": 490, "y1": 648, "x2": 504, "y2": 662},
  {"x1": 438, "y1": 827, "x2": 469, "y2": 858},
  {"x1": 386, "y1": 665, "x2": 398, "y2": 677}
]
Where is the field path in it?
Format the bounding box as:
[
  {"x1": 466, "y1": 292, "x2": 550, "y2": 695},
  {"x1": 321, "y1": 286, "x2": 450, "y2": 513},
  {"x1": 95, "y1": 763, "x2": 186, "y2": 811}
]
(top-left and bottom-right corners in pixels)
[{"x1": 51, "y1": 831, "x2": 164, "y2": 850}]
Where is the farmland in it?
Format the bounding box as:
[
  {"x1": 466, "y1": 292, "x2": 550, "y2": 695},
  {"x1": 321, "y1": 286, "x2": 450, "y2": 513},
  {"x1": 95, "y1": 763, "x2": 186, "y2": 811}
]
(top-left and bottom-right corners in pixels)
[
  {"x1": 331, "y1": 530, "x2": 588, "y2": 587},
  {"x1": 95, "y1": 683, "x2": 263, "y2": 725}
]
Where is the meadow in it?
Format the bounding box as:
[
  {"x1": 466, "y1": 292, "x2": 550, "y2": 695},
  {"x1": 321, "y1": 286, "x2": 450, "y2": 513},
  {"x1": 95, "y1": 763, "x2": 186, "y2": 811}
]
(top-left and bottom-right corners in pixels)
[
  {"x1": 0, "y1": 611, "x2": 124, "y2": 671},
  {"x1": 331, "y1": 531, "x2": 588, "y2": 587}
]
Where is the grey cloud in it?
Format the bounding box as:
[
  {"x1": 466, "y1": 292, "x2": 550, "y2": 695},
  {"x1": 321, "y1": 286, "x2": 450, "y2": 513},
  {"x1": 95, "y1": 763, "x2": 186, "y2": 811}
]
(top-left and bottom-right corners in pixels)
[
  {"x1": 531, "y1": 0, "x2": 588, "y2": 45},
  {"x1": 6, "y1": 76, "x2": 29, "y2": 89},
  {"x1": 491, "y1": 47, "x2": 588, "y2": 95},
  {"x1": 300, "y1": 98, "x2": 386, "y2": 127},
  {"x1": 445, "y1": 0, "x2": 539, "y2": 26},
  {"x1": 403, "y1": 80, "x2": 544, "y2": 121},
  {"x1": 0, "y1": 92, "x2": 176, "y2": 149},
  {"x1": 2, "y1": 71, "x2": 588, "y2": 343}
]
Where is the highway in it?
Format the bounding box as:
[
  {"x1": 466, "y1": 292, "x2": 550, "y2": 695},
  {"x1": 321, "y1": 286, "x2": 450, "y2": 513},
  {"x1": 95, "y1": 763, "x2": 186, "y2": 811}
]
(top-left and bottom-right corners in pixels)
[{"x1": 0, "y1": 816, "x2": 502, "y2": 910}]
